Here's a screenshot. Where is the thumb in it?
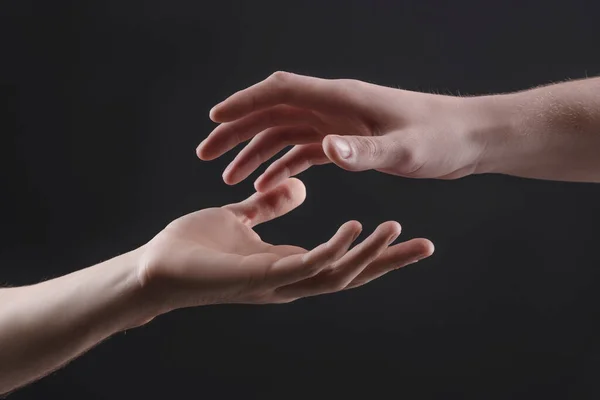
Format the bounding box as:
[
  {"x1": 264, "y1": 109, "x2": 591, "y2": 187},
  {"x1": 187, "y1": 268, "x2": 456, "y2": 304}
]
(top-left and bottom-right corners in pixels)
[
  {"x1": 222, "y1": 178, "x2": 306, "y2": 228},
  {"x1": 322, "y1": 135, "x2": 392, "y2": 171}
]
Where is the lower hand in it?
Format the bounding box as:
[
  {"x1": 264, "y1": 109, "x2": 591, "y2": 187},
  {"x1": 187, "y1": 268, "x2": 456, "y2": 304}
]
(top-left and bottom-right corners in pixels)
[{"x1": 137, "y1": 179, "x2": 433, "y2": 314}]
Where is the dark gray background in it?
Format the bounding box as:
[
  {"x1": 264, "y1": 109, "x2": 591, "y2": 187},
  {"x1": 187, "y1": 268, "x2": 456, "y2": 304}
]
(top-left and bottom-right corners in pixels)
[{"x1": 2, "y1": 0, "x2": 600, "y2": 398}]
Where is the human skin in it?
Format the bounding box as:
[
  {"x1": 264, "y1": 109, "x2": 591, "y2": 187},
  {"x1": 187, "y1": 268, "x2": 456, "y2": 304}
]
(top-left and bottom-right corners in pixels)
[
  {"x1": 0, "y1": 178, "x2": 433, "y2": 395},
  {"x1": 197, "y1": 72, "x2": 600, "y2": 188}
]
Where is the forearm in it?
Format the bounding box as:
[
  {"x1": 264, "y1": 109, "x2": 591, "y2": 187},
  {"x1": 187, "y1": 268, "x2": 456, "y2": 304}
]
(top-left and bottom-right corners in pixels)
[
  {"x1": 0, "y1": 248, "x2": 153, "y2": 395},
  {"x1": 473, "y1": 77, "x2": 600, "y2": 182}
]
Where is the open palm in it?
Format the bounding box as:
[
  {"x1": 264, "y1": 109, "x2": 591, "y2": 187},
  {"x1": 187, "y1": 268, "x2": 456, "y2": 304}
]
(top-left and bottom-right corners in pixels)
[{"x1": 138, "y1": 179, "x2": 433, "y2": 311}]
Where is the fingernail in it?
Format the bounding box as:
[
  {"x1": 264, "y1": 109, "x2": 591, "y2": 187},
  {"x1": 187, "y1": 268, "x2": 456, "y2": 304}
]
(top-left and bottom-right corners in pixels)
[
  {"x1": 351, "y1": 228, "x2": 362, "y2": 242},
  {"x1": 331, "y1": 136, "x2": 352, "y2": 159}
]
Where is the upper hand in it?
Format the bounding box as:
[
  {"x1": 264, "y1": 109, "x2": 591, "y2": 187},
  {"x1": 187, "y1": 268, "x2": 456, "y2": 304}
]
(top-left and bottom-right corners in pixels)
[
  {"x1": 137, "y1": 179, "x2": 433, "y2": 313},
  {"x1": 197, "y1": 71, "x2": 490, "y2": 192}
]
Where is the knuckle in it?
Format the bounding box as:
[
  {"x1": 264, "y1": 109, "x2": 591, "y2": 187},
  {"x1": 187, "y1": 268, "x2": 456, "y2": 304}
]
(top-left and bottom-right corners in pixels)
[
  {"x1": 334, "y1": 78, "x2": 361, "y2": 88},
  {"x1": 270, "y1": 70, "x2": 292, "y2": 81},
  {"x1": 333, "y1": 78, "x2": 368, "y2": 102},
  {"x1": 268, "y1": 71, "x2": 293, "y2": 89},
  {"x1": 357, "y1": 137, "x2": 382, "y2": 158},
  {"x1": 395, "y1": 146, "x2": 422, "y2": 174},
  {"x1": 267, "y1": 71, "x2": 294, "y2": 101},
  {"x1": 347, "y1": 79, "x2": 366, "y2": 91}
]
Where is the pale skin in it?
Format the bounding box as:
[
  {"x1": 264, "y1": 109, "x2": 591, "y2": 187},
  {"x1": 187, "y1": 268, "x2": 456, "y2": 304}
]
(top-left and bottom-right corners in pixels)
[
  {"x1": 4, "y1": 72, "x2": 600, "y2": 395},
  {"x1": 197, "y1": 72, "x2": 600, "y2": 187},
  {"x1": 0, "y1": 178, "x2": 433, "y2": 395}
]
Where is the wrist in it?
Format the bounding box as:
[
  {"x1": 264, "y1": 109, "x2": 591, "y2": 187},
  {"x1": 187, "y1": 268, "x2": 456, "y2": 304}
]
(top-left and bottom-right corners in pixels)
[
  {"x1": 109, "y1": 246, "x2": 160, "y2": 331},
  {"x1": 458, "y1": 92, "x2": 524, "y2": 175},
  {"x1": 128, "y1": 243, "x2": 186, "y2": 322}
]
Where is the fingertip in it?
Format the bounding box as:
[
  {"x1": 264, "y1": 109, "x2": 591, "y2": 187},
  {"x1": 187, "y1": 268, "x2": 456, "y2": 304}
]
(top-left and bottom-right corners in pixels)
[
  {"x1": 254, "y1": 177, "x2": 268, "y2": 193},
  {"x1": 344, "y1": 219, "x2": 363, "y2": 232},
  {"x1": 254, "y1": 175, "x2": 277, "y2": 193},
  {"x1": 350, "y1": 221, "x2": 363, "y2": 241},
  {"x1": 380, "y1": 221, "x2": 402, "y2": 245},
  {"x1": 210, "y1": 103, "x2": 240, "y2": 123},
  {"x1": 209, "y1": 104, "x2": 224, "y2": 122},
  {"x1": 383, "y1": 220, "x2": 402, "y2": 235},
  {"x1": 336, "y1": 220, "x2": 362, "y2": 243},
  {"x1": 196, "y1": 142, "x2": 215, "y2": 161},
  {"x1": 283, "y1": 177, "x2": 307, "y2": 204},
  {"x1": 400, "y1": 238, "x2": 435, "y2": 265},
  {"x1": 222, "y1": 164, "x2": 239, "y2": 185},
  {"x1": 196, "y1": 143, "x2": 205, "y2": 159},
  {"x1": 235, "y1": 178, "x2": 307, "y2": 228},
  {"x1": 222, "y1": 175, "x2": 236, "y2": 186},
  {"x1": 418, "y1": 238, "x2": 435, "y2": 257},
  {"x1": 262, "y1": 178, "x2": 306, "y2": 211},
  {"x1": 255, "y1": 167, "x2": 286, "y2": 193}
]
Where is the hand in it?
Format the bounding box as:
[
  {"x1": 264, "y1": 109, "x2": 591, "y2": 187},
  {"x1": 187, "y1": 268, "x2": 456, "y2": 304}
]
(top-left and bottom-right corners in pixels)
[
  {"x1": 197, "y1": 71, "x2": 494, "y2": 192},
  {"x1": 137, "y1": 179, "x2": 433, "y2": 312}
]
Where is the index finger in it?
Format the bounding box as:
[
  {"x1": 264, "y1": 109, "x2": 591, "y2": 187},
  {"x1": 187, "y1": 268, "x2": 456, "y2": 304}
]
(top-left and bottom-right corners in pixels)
[{"x1": 209, "y1": 71, "x2": 354, "y2": 122}]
